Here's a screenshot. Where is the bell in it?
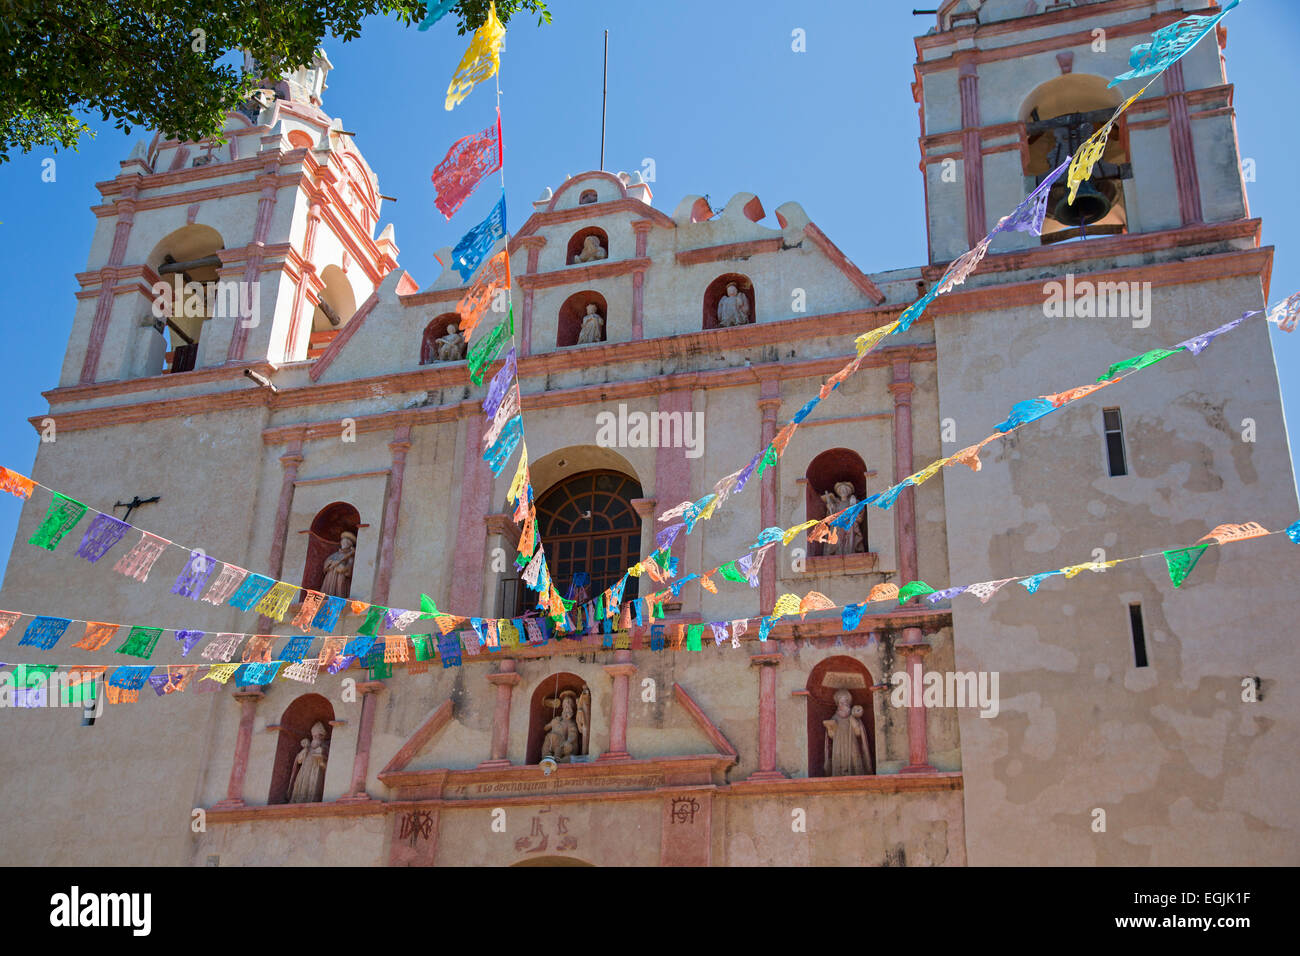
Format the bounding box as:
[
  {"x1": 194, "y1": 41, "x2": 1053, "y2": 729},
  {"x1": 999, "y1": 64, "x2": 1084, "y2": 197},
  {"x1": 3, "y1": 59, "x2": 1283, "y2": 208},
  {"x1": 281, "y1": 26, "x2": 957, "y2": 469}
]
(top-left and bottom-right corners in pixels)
[{"x1": 1052, "y1": 180, "x2": 1113, "y2": 227}]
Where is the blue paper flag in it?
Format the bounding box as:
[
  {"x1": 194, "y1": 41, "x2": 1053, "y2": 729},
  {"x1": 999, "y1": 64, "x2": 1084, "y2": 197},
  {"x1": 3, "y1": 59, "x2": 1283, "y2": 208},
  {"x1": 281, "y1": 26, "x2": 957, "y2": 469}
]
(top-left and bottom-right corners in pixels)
[
  {"x1": 452, "y1": 194, "x2": 507, "y2": 282},
  {"x1": 995, "y1": 397, "x2": 1056, "y2": 434}
]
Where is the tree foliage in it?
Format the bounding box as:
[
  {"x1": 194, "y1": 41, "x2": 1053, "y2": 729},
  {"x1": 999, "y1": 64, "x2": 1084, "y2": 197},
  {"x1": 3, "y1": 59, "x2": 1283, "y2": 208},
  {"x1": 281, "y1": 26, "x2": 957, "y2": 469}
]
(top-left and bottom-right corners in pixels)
[{"x1": 0, "y1": 0, "x2": 551, "y2": 162}]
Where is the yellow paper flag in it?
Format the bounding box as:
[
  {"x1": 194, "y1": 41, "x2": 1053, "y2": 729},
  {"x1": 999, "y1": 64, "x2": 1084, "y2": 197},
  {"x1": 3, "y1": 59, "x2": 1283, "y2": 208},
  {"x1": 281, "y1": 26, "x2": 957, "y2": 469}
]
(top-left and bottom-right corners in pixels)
[{"x1": 445, "y1": 2, "x2": 506, "y2": 111}]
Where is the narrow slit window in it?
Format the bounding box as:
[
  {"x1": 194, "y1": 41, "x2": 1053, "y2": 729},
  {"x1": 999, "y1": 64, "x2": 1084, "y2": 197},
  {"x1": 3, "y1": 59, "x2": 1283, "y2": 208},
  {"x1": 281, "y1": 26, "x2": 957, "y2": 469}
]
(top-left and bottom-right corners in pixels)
[
  {"x1": 1129, "y1": 603, "x2": 1148, "y2": 668},
  {"x1": 1103, "y1": 407, "x2": 1128, "y2": 476}
]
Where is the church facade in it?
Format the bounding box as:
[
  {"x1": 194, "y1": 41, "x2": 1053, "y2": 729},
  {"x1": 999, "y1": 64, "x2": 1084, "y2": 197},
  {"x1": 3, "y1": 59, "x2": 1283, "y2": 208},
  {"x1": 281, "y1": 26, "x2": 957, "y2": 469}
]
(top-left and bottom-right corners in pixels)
[{"x1": 1, "y1": 0, "x2": 1295, "y2": 866}]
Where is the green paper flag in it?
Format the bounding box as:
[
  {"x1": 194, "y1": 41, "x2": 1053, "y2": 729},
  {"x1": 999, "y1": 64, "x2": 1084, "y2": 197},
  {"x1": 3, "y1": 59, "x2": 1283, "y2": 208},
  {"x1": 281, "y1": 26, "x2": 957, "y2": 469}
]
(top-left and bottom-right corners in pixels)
[
  {"x1": 686, "y1": 624, "x2": 704, "y2": 651},
  {"x1": 358, "y1": 606, "x2": 386, "y2": 636},
  {"x1": 419, "y1": 594, "x2": 439, "y2": 617},
  {"x1": 897, "y1": 581, "x2": 936, "y2": 604},
  {"x1": 28, "y1": 493, "x2": 88, "y2": 551},
  {"x1": 117, "y1": 626, "x2": 164, "y2": 660},
  {"x1": 467, "y1": 306, "x2": 514, "y2": 385},
  {"x1": 652, "y1": 548, "x2": 672, "y2": 572},
  {"x1": 412, "y1": 635, "x2": 433, "y2": 661},
  {"x1": 1098, "y1": 347, "x2": 1183, "y2": 382},
  {"x1": 596, "y1": 593, "x2": 605, "y2": 618},
  {"x1": 718, "y1": 561, "x2": 748, "y2": 583},
  {"x1": 1164, "y1": 544, "x2": 1209, "y2": 588},
  {"x1": 369, "y1": 662, "x2": 393, "y2": 680},
  {"x1": 653, "y1": 598, "x2": 665, "y2": 620},
  {"x1": 756, "y1": 444, "x2": 779, "y2": 479}
]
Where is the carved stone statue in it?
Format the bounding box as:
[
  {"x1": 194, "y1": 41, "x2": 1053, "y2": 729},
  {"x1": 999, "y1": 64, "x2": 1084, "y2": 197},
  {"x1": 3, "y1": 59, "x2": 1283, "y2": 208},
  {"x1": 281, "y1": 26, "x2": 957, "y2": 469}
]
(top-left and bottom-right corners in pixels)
[
  {"x1": 435, "y1": 324, "x2": 466, "y2": 362},
  {"x1": 577, "y1": 303, "x2": 604, "y2": 344},
  {"x1": 541, "y1": 688, "x2": 590, "y2": 762},
  {"x1": 287, "y1": 721, "x2": 329, "y2": 802},
  {"x1": 573, "y1": 235, "x2": 608, "y2": 264},
  {"x1": 821, "y1": 480, "x2": 863, "y2": 555},
  {"x1": 716, "y1": 282, "x2": 751, "y2": 327},
  {"x1": 823, "y1": 689, "x2": 871, "y2": 777},
  {"x1": 320, "y1": 531, "x2": 356, "y2": 598}
]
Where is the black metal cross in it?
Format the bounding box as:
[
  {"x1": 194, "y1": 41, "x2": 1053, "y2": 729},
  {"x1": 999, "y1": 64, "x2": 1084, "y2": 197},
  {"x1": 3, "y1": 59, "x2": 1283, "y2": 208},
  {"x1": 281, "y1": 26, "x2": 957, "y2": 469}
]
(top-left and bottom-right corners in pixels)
[{"x1": 113, "y1": 495, "x2": 160, "y2": 522}]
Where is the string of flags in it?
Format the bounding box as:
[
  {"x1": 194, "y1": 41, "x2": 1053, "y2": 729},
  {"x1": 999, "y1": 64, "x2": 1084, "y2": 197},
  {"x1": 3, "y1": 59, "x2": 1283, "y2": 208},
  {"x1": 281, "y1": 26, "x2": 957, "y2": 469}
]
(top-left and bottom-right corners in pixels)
[
  {"x1": 2, "y1": 515, "x2": 1294, "y2": 704},
  {"x1": 0, "y1": 0, "x2": 1277, "y2": 703}
]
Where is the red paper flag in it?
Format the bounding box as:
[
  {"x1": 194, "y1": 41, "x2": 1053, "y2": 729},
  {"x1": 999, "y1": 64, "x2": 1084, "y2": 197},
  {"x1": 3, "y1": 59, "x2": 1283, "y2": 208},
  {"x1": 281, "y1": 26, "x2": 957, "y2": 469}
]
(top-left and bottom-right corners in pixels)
[{"x1": 431, "y1": 114, "x2": 503, "y2": 220}]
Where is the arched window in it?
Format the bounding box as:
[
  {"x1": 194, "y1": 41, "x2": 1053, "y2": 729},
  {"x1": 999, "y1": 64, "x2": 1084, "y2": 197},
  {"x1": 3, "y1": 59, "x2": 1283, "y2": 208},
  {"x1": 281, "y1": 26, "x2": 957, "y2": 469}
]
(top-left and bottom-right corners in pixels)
[
  {"x1": 525, "y1": 672, "x2": 591, "y2": 765},
  {"x1": 806, "y1": 656, "x2": 875, "y2": 778},
  {"x1": 421, "y1": 312, "x2": 463, "y2": 365},
  {"x1": 1021, "y1": 75, "x2": 1130, "y2": 243},
  {"x1": 535, "y1": 470, "x2": 642, "y2": 601},
  {"x1": 567, "y1": 227, "x2": 609, "y2": 265},
  {"x1": 578, "y1": 189, "x2": 598, "y2": 205},
  {"x1": 703, "y1": 274, "x2": 755, "y2": 330},
  {"x1": 269, "y1": 693, "x2": 335, "y2": 804},
  {"x1": 145, "y1": 225, "x2": 226, "y2": 376},
  {"x1": 302, "y1": 502, "x2": 361, "y2": 597},
  {"x1": 805, "y1": 449, "x2": 869, "y2": 558},
  {"x1": 307, "y1": 265, "x2": 357, "y2": 360},
  {"x1": 557, "y1": 291, "x2": 607, "y2": 348}
]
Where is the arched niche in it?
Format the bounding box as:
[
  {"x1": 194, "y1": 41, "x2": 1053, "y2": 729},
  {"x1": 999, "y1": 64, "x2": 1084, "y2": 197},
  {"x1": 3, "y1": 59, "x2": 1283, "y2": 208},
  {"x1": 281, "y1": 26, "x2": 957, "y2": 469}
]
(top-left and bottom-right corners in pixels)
[
  {"x1": 578, "y1": 189, "x2": 598, "y2": 205},
  {"x1": 301, "y1": 502, "x2": 361, "y2": 597},
  {"x1": 145, "y1": 224, "x2": 227, "y2": 375},
  {"x1": 421, "y1": 312, "x2": 464, "y2": 365},
  {"x1": 557, "y1": 290, "x2": 607, "y2": 348},
  {"x1": 567, "y1": 226, "x2": 609, "y2": 265},
  {"x1": 703, "y1": 274, "x2": 754, "y2": 330},
  {"x1": 806, "y1": 448, "x2": 869, "y2": 557},
  {"x1": 308, "y1": 264, "x2": 357, "y2": 359},
  {"x1": 287, "y1": 129, "x2": 315, "y2": 150},
  {"x1": 269, "y1": 693, "x2": 335, "y2": 804},
  {"x1": 806, "y1": 656, "x2": 876, "y2": 778},
  {"x1": 511, "y1": 856, "x2": 595, "y2": 866},
  {"x1": 526, "y1": 673, "x2": 592, "y2": 765},
  {"x1": 1020, "y1": 75, "x2": 1129, "y2": 242}
]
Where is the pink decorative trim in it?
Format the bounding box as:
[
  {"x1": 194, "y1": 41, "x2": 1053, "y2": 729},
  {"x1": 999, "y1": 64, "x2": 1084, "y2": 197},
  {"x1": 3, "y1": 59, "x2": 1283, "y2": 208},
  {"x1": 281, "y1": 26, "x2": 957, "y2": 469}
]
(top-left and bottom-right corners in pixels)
[
  {"x1": 449, "y1": 413, "x2": 492, "y2": 614},
  {"x1": 888, "y1": 361, "x2": 918, "y2": 585},
  {"x1": 265, "y1": 442, "x2": 304, "y2": 583},
  {"x1": 482, "y1": 661, "x2": 521, "y2": 767},
  {"x1": 1056, "y1": 50, "x2": 1074, "y2": 74},
  {"x1": 380, "y1": 699, "x2": 455, "y2": 776},
  {"x1": 632, "y1": 269, "x2": 645, "y2": 340},
  {"x1": 747, "y1": 653, "x2": 786, "y2": 781},
  {"x1": 758, "y1": 384, "x2": 781, "y2": 615},
  {"x1": 544, "y1": 170, "x2": 628, "y2": 212},
  {"x1": 958, "y1": 63, "x2": 987, "y2": 247},
  {"x1": 516, "y1": 256, "x2": 650, "y2": 291},
  {"x1": 896, "y1": 633, "x2": 935, "y2": 773},
  {"x1": 653, "y1": 388, "x2": 693, "y2": 565},
  {"x1": 670, "y1": 682, "x2": 737, "y2": 757},
  {"x1": 802, "y1": 223, "x2": 886, "y2": 304},
  {"x1": 340, "y1": 681, "x2": 385, "y2": 802},
  {"x1": 521, "y1": 287, "x2": 534, "y2": 357},
  {"x1": 1166, "y1": 62, "x2": 1204, "y2": 226},
  {"x1": 372, "y1": 424, "x2": 412, "y2": 605},
  {"x1": 674, "y1": 238, "x2": 782, "y2": 266},
  {"x1": 308, "y1": 287, "x2": 382, "y2": 381},
  {"x1": 600, "y1": 652, "x2": 636, "y2": 761},
  {"x1": 213, "y1": 690, "x2": 264, "y2": 809}
]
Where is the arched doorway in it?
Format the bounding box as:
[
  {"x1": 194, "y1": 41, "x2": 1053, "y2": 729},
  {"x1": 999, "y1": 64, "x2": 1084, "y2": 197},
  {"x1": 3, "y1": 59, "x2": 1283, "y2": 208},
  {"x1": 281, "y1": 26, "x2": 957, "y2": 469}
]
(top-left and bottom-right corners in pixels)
[{"x1": 534, "y1": 470, "x2": 642, "y2": 601}]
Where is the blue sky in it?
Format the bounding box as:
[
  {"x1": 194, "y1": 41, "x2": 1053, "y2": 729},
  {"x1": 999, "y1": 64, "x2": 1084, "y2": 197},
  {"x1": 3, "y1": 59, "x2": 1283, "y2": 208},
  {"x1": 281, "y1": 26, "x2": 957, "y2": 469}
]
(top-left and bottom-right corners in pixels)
[{"x1": 0, "y1": 0, "x2": 1296, "y2": 580}]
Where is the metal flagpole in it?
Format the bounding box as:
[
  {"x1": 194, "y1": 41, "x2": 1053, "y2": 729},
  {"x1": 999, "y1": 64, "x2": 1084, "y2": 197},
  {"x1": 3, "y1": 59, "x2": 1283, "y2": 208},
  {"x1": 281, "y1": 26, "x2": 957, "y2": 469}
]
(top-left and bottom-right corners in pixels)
[{"x1": 600, "y1": 30, "x2": 608, "y2": 170}]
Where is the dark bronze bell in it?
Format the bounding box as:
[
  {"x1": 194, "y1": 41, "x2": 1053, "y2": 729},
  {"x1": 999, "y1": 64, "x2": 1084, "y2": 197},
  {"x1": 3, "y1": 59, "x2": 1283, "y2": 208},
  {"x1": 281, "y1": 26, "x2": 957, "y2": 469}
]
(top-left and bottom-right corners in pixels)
[{"x1": 1052, "y1": 180, "x2": 1113, "y2": 226}]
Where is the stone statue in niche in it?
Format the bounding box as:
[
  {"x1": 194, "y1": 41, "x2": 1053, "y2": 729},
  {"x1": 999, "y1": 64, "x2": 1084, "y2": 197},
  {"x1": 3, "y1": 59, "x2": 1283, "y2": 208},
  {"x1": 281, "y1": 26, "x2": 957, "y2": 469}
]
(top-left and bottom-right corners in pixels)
[
  {"x1": 320, "y1": 531, "x2": 356, "y2": 598},
  {"x1": 434, "y1": 324, "x2": 466, "y2": 362},
  {"x1": 821, "y1": 480, "x2": 864, "y2": 555},
  {"x1": 541, "y1": 688, "x2": 590, "y2": 762},
  {"x1": 716, "y1": 282, "x2": 751, "y2": 327},
  {"x1": 572, "y1": 234, "x2": 608, "y2": 264},
  {"x1": 824, "y1": 689, "x2": 871, "y2": 777},
  {"x1": 577, "y1": 303, "x2": 605, "y2": 345},
  {"x1": 287, "y1": 721, "x2": 329, "y2": 802}
]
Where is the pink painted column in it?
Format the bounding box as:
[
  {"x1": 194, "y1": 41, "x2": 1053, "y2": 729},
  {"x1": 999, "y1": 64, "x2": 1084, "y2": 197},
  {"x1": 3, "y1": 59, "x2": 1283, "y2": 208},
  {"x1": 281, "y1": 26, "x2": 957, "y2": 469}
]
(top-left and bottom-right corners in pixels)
[
  {"x1": 888, "y1": 360, "x2": 918, "y2": 585},
  {"x1": 518, "y1": 236, "x2": 546, "y2": 357},
  {"x1": 213, "y1": 689, "x2": 264, "y2": 809},
  {"x1": 340, "y1": 680, "x2": 385, "y2": 802},
  {"x1": 747, "y1": 653, "x2": 786, "y2": 781},
  {"x1": 450, "y1": 413, "x2": 493, "y2": 613},
  {"x1": 258, "y1": 441, "x2": 304, "y2": 630},
  {"x1": 1165, "y1": 61, "x2": 1204, "y2": 226},
  {"x1": 653, "y1": 389, "x2": 694, "y2": 584},
  {"x1": 599, "y1": 649, "x2": 636, "y2": 761},
  {"x1": 958, "y1": 59, "x2": 987, "y2": 248},
  {"x1": 80, "y1": 193, "x2": 137, "y2": 384},
  {"x1": 897, "y1": 631, "x2": 935, "y2": 773},
  {"x1": 284, "y1": 199, "x2": 323, "y2": 360},
  {"x1": 480, "y1": 660, "x2": 521, "y2": 768},
  {"x1": 631, "y1": 220, "x2": 653, "y2": 340},
  {"x1": 757, "y1": 382, "x2": 781, "y2": 616},
  {"x1": 372, "y1": 423, "x2": 412, "y2": 606},
  {"x1": 228, "y1": 163, "x2": 281, "y2": 361}
]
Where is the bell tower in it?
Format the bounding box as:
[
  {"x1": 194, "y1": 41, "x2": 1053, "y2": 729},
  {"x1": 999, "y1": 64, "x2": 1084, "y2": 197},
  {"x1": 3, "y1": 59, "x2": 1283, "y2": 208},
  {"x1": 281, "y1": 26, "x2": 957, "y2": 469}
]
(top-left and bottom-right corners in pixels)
[
  {"x1": 65, "y1": 50, "x2": 397, "y2": 387},
  {"x1": 914, "y1": 0, "x2": 1248, "y2": 262}
]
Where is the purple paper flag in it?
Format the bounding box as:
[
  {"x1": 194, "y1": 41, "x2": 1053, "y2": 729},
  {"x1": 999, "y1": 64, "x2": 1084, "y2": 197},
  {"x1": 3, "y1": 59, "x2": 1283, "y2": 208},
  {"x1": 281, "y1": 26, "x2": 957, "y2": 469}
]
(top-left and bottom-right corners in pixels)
[
  {"x1": 76, "y1": 514, "x2": 131, "y2": 563},
  {"x1": 171, "y1": 550, "x2": 218, "y2": 600},
  {"x1": 482, "y1": 347, "x2": 517, "y2": 419}
]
